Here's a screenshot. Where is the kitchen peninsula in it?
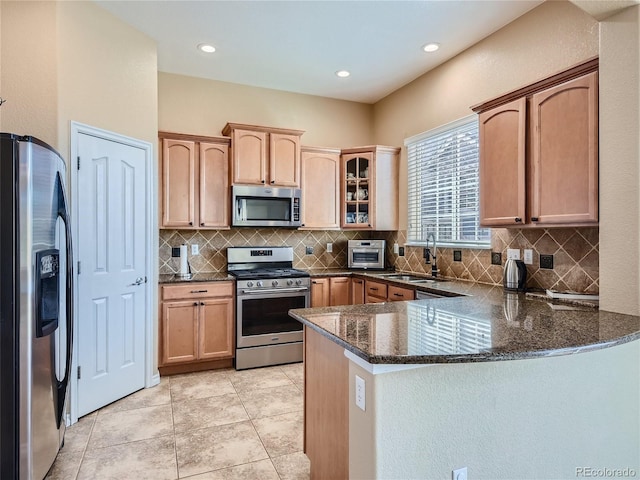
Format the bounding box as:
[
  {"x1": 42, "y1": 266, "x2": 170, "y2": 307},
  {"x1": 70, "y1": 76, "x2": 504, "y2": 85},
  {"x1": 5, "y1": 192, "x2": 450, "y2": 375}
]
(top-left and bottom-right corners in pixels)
[{"x1": 289, "y1": 282, "x2": 640, "y2": 480}]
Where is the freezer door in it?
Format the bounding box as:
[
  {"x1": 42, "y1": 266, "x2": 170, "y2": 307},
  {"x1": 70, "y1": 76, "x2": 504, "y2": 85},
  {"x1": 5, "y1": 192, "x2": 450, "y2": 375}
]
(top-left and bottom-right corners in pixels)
[{"x1": 18, "y1": 138, "x2": 73, "y2": 480}]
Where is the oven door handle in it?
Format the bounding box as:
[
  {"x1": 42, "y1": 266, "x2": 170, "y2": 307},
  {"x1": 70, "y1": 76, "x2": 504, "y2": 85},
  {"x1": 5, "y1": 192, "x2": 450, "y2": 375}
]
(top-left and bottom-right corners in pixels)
[{"x1": 240, "y1": 287, "x2": 309, "y2": 295}]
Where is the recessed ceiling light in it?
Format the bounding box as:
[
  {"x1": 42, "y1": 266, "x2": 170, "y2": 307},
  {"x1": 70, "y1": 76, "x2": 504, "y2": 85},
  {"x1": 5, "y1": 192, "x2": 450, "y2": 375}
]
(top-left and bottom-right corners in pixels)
[
  {"x1": 198, "y1": 43, "x2": 216, "y2": 53},
  {"x1": 422, "y1": 43, "x2": 440, "y2": 53},
  {"x1": 336, "y1": 70, "x2": 350, "y2": 78}
]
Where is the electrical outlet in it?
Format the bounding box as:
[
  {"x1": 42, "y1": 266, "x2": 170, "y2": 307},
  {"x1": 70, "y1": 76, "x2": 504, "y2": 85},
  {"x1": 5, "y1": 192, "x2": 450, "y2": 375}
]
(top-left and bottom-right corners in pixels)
[
  {"x1": 453, "y1": 250, "x2": 462, "y2": 262},
  {"x1": 507, "y1": 248, "x2": 521, "y2": 260},
  {"x1": 191, "y1": 244, "x2": 199, "y2": 255},
  {"x1": 398, "y1": 247, "x2": 405, "y2": 257},
  {"x1": 540, "y1": 254, "x2": 554, "y2": 269},
  {"x1": 491, "y1": 252, "x2": 502, "y2": 265},
  {"x1": 523, "y1": 249, "x2": 533, "y2": 265},
  {"x1": 326, "y1": 243, "x2": 333, "y2": 253},
  {"x1": 452, "y1": 467, "x2": 468, "y2": 480},
  {"x1": 171, "y1": 247, "x2": 181, "y2": 258},
  {"x1": 355, "y1": 375, "x2": 366, "y2": 411},
  {"x1": 393, "y1": 243, "x2": 399, "y2": 254}
]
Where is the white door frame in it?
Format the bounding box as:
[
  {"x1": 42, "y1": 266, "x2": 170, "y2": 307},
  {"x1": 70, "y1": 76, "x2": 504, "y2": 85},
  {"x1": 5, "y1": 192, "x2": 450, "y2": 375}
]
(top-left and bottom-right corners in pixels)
[{"x1": 68, "y1": 122, "x2": 158, "y2": 425}]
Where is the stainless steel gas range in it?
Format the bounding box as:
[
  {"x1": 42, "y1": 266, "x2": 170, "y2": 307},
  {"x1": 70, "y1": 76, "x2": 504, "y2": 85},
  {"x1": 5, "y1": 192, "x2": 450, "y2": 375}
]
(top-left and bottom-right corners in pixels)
[{"x1": 227, "y1": 246, "x2": 309, "y2": 370}]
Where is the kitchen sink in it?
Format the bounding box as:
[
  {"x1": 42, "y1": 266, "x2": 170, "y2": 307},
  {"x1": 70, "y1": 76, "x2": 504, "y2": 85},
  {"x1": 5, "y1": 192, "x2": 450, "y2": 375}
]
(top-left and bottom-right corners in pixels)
[
  {"x1": 379, "y1": 274, "x2": 425, "y2": 282},
  {"x1": 409, "y1": 278, "x2": 449, "y2": 284}
]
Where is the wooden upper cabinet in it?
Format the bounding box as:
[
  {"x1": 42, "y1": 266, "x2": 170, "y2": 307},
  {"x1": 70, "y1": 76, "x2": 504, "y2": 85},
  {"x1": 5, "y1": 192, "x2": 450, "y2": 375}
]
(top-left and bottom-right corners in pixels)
[
  {"x1": 200, "y1": 142, "x2": 230, "y2": 228},
  {"x1": 341, "y1": 146, "x2": 400, "y2": 231},
  {"x1": 479, "y1": 98, "x2": 526, "y2": 226},
  {"x1": 222, "y1": 123, "x2": 304, "y2": 187},
  {"x1": 300, "y1": 147, "x2": 341, "y2": 230},
  {"x1": 473, "y1": 58, "x2": 599, "y2": 228},
  {"x1": 270, "y1": 133, "x2": 301, "y2": 186},
  {"x1": 160, "y1": 132, "x2": 231, "y2": 230},
  {"x1": 229, "y1": 129, "x2": 267, "y2": 185},
  {"x1": 162, "y1": 139, "x2": 196, "y2": 228},
  {"x1": 530, "y1": 72, "x2": 598, "y2": 225}
]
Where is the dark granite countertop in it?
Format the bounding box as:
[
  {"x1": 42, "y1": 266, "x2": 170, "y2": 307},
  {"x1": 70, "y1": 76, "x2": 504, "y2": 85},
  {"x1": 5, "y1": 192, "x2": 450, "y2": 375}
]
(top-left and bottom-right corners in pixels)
[
  {"x1": 289, "y1": 282, "x2": 640, "y2": 365},
  {"x1": 158, "y1": 272, "x2": 234, "y2": 284}
]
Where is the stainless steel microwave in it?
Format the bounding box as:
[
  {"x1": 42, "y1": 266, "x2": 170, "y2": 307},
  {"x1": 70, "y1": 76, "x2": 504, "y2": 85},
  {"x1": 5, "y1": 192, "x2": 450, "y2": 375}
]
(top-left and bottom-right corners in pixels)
[
  {"x1": 232, "y1": 185, "x2": 301, "y2": 227},
  {"x1": 348, "y1": 239, "x2": 386, "y2": 269}
]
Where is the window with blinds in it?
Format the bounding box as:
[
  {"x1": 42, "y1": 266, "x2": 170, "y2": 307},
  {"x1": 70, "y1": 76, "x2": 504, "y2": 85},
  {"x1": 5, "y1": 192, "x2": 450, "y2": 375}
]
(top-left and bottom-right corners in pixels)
[{"x1": 405, "y1": 115, "x2": 490, "y2": 248}]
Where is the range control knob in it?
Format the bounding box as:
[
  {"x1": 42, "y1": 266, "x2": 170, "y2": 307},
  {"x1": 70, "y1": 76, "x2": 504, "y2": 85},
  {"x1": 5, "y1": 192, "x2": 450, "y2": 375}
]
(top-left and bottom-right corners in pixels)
[
  {"x1": 256, "y1": 281, "x2": 263, "y2": 288},
  {"x1": 287, "y1": 279, "x2": 294, "y2": 286},
  {"x1": 296, "y1": 279, "x2": 302, "y2": 286},
  {"x1": 246, "y1": 281, "x2": 254, "y2": 288},
  {"x1": 272, "y1": 280, "x2": 279, "y2": 287}
]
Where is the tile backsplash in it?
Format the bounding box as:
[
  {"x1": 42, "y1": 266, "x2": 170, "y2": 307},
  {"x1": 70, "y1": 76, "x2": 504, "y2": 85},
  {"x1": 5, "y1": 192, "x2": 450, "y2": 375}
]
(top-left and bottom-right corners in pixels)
[
  {"x1": 159, "y1": 228, "x2": 371, "y2": 274},
  {"x1": 160, "y1": 226, "x2": 599, "y2": 294},
  {"x1": 382, "y1": 227, "x2": 599, "y2": 294}
]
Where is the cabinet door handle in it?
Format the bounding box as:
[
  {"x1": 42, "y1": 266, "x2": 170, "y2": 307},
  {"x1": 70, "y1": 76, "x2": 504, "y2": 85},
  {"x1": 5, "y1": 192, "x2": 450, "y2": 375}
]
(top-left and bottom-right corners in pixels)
[
  {"x1": 515, "y1": 217, "x2": 522, "y2": 223},
  {"x1": 189, "y1": 221, "x2": 193, "y2": 226},
  {"x1": 370, "y1": 287, "x2": 378, "y2": 291},
  {"x1": 531, "y1": 217, "x2": 539, "y2": 222},
  {"x1": 201, "y1": 222, "x2": 205, "y2": 226},
  {"x1": 393, "y1": 293, "x2": 403, "y2": 297},
  {"x1": 193, "y1": 302, "x2": 198, "y2": 306},
  {"x1": 270, "y1": 180, "x2": 275, "y2": 184},
  {"x1": 312, "y1": 280, "x2": 318, "y2": 284},
  {"x1": 190, "y1": 290, "x2": 208, "y2": 293},
  {"x1": 261, "y1": 180, "x2": 265, "y2": 184},
  {"x1": 200, "y1": 302, "x2": 205, "y2": 306}
]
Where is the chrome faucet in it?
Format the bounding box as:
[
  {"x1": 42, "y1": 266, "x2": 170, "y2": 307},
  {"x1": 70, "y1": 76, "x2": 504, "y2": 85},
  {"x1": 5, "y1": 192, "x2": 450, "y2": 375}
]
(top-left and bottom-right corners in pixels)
[{"x1": 425, "y1": 232, "x2": 438, "y2": 278}]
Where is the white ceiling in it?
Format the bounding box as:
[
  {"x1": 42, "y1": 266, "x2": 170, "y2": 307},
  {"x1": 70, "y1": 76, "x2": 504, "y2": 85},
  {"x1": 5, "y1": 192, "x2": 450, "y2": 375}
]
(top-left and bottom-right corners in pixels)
[{"x1": 96, "y1": 0, "x2": 544, "y2": 104}]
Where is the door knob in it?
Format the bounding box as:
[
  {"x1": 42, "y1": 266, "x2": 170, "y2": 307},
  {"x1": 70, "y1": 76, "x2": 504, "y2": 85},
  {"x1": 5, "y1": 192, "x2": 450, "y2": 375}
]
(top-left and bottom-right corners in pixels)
[{"x1": 128, "y1": 277, "x2": 145, "y2": 286}]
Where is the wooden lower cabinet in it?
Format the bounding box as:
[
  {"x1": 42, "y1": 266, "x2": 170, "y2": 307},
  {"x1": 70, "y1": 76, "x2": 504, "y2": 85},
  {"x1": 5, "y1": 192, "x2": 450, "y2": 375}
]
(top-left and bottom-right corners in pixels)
[
  {"x1": 365, "y1": 279, "x2": 388, "y2": 303},
  {"x1": 351, "y1": 277, "x2": 365, "y2": 304},
  {"x1": 160, "y1": 282, "x2": 234, "y2": 367},
  {"x1": 388, "y1": 285, "x2": 415, "y2": 302},
  {"x1": 304, "y1": 327, "x2": 348, "y2": 479},
  {"x1": 365, "y1": 279, "x2": 414, "y2": 303},
  {"x1": 311, "y1": 276, "x2": 350, "y2": 307}
]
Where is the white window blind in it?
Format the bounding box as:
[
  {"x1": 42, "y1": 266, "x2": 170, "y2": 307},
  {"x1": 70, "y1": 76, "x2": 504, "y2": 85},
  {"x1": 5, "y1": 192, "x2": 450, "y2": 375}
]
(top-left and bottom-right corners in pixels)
[{"x1": 405, "y1": 115, "x2": 490, "y2": 248}]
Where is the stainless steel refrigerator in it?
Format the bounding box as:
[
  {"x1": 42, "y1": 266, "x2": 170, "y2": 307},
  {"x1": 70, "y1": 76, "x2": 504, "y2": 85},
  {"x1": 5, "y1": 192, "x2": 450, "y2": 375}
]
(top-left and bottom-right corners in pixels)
[{"x1": 0, "y1": 134, "x2": 73, "y2": 479}]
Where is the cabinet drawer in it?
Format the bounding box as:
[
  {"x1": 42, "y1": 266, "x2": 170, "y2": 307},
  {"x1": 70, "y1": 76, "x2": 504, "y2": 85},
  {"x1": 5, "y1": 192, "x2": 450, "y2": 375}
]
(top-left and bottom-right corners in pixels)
[
  {"x1": 388, "y1": 285, "x2": 415, "y2": 302},
  {"x1": 365, "y1": 280, "x2": 387, "y2": 299},
  {"x1": 162, "y1": 281, "x2": 233, "y2": 301}
]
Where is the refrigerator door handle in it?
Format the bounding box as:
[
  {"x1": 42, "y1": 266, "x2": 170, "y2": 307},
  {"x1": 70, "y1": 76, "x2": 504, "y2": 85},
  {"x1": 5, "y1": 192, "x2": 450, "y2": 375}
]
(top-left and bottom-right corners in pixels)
[{"x1": 55, "y1": 172, "x2": 73, "y2": 428}]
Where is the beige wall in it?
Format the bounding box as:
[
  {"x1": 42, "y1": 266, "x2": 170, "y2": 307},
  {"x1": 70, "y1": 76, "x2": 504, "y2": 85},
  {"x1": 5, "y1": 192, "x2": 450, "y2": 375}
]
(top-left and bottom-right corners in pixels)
[
  {"x1": 350, "y1": 340, "x2": 640, "y2": 479},
  {"x1": 599, "y1": 5, "x2": 640, "y2": 315},
  {"x1": 158, "y1": 72, "x2": 373, "y2": 147},
  {"x1": 372, "y1": 1, "x2": 599, "y2": 231},
  {"x1": 1, "y1": 1, "x2": 59, "y2": 146},
  {"x1": 56, "y1": 1, "x2": 158, "y2": 159}
]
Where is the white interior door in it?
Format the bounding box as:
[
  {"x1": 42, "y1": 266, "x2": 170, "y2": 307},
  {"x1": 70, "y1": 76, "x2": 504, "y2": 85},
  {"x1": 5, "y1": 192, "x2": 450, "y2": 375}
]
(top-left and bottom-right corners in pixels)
[{"x1": 76, "y1": 133, "x2": 147, "y2": 416}]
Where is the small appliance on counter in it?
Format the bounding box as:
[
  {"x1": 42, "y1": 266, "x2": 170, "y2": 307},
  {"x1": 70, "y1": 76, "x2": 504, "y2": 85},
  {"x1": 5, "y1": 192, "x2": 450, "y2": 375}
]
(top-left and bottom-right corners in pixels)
[
  {"x1": 348, "y1": 239, "x2": 386, "y2": 269},
  {"x1": 503, "y1": 258, "x2": 527, "y2": 291}
]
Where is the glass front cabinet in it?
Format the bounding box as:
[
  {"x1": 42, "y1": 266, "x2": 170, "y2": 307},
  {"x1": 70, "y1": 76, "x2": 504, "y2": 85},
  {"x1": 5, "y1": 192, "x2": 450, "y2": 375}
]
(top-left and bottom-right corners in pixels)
[
  {"x1": 340, "y1": 146, "x2": 400, "y2": 230},
  {"x1": 343, "y1": 153, "x2": 372, "y2": 228}
]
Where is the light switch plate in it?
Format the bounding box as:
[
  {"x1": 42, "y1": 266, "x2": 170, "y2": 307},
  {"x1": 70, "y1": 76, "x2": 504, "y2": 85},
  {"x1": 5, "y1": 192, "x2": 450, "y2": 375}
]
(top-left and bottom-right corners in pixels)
[
  {"x1": 507, "y1": 248, "x2": 520, "y2": 260},
  {"x1": 523, "y1": 249, "x2": 533, "y2": 265},
  {"x1": 393, "y1": 243, "x2": 399, "y2": 254},
  {"x1": 326, "y1": 243, "x2": 333, "y2": 253},
  {"x1": 191, "y1": 244, "x2": 199, "y2": 255}
]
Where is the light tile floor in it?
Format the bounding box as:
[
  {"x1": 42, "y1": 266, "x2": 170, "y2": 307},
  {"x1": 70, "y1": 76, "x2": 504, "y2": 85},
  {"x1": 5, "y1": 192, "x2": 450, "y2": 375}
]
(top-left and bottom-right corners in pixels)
[{"x1": 46, "y1": 363, "x2": 309, "y2": 480}]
